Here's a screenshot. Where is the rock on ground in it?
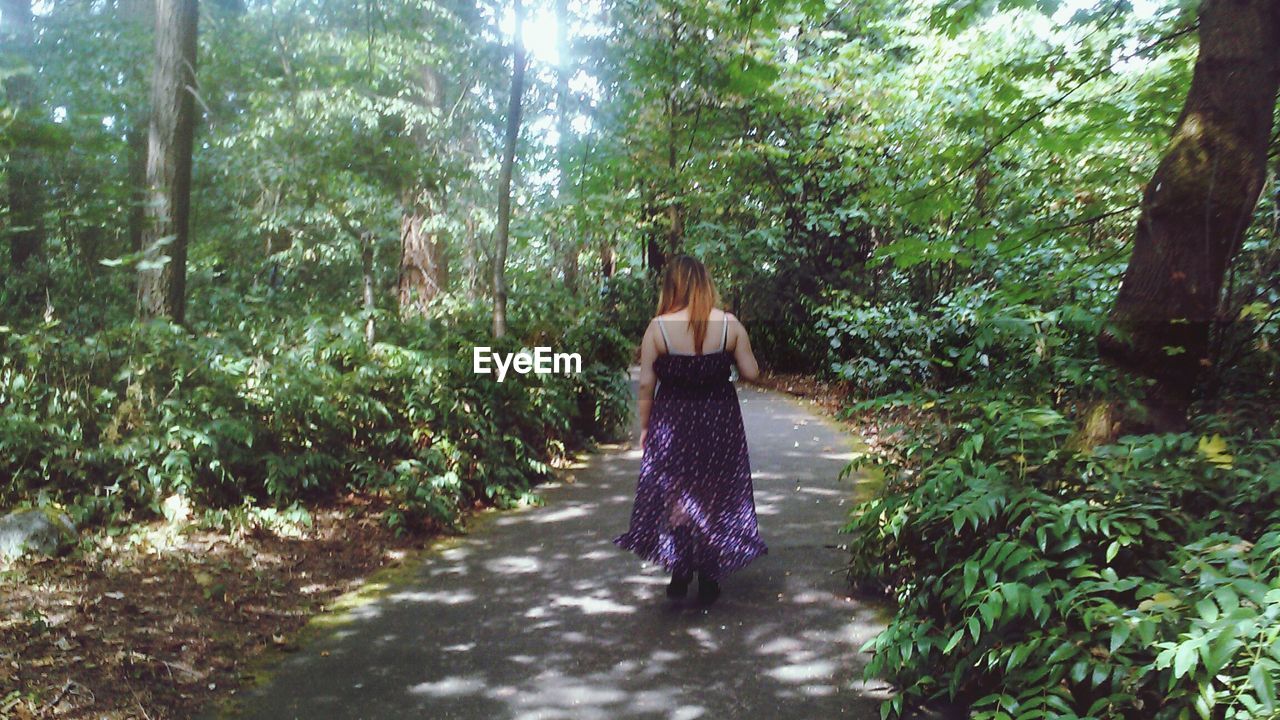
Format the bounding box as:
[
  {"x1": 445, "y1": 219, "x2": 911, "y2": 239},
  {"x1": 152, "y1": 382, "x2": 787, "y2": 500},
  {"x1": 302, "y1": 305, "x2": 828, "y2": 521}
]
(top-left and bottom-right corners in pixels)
[{"x1": 0, "y1": 508, "x2": 77, "y2": 561}]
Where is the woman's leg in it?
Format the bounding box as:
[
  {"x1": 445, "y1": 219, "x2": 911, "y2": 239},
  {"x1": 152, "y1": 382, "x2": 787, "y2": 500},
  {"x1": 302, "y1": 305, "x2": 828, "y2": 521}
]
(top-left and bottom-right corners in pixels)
[
  {"x1": 667, "y1": 570, "x2": 693, "y2": 598},
  {"x1": 696, "y1": 571, "x2": 720, "y2": 604}
]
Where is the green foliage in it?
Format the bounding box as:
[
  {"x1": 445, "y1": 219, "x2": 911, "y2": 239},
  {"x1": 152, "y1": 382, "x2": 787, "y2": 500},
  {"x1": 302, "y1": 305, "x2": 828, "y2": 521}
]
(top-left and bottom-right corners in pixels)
[
  {"x1": 816, "y1": 286, "x2": 1106, "y2": 397},
  {"x1": 601, "y1": 269, "x2": 657, "y2": 345},
  {"x1": 0, "y1": 299, "x2": 630, "y2": 533},
  {"x1": 844, "y1": 391, "x2": 1280, "y2": 719}
]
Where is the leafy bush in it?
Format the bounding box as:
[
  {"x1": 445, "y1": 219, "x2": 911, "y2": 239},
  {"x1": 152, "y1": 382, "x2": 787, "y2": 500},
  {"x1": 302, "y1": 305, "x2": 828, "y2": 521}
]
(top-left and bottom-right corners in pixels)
[
  {"x1": 844, "y1": 392, "x2": 1280, "y2": 719},
  {"x1": 0, "y1": 298, "x2": 631, "y2": 533},
  {"x1": 815, "y1": 287, "x2": 1103, "y2": 397},
  {"x1": 600, "y1": 269, "x2": 656, "y2": 347}
]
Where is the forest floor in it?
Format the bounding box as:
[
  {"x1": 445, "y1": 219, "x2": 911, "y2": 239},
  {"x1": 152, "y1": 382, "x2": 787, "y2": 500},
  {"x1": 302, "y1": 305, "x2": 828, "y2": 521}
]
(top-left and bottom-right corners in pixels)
[
  {"x1": 752, "y1": 370, "x2": 856, "y2": 418},
  {"x1": 0, "y1": 494, "x2": 439, "y2": 719}
]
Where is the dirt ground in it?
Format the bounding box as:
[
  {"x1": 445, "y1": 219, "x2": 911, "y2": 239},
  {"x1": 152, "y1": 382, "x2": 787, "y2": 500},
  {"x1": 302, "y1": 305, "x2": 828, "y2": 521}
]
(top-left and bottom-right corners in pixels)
[
  {"x1": 1, "y1": 494, "x2": 437, "y2": 719},
  {"x1": 752, "y1": 369, "x2": 855, "y2": 416}
]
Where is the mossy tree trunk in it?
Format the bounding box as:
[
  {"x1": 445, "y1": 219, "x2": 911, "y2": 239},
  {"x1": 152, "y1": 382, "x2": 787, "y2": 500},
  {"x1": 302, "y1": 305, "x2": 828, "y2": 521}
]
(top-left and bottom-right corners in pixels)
[{"x1": 1097, "y1": 0, "x2": 1280, "y2": 432}]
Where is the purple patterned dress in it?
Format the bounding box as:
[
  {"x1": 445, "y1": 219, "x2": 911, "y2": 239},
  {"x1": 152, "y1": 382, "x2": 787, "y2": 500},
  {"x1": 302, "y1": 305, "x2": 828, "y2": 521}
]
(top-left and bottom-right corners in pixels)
[{"x1": 614, "y1": 320, "x2": 768, "y2": 582}]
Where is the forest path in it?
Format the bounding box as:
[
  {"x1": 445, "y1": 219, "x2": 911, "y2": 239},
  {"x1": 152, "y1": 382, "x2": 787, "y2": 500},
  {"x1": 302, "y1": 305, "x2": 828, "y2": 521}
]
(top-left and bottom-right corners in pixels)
[{"x1": 215, "y1": 376, "x2": 891, "y2": 719}]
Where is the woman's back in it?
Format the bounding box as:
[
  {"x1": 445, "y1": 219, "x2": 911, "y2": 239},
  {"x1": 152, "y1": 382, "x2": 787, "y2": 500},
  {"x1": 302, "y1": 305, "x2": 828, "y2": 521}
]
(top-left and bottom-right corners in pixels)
[
  {"x1": 654, "y1": 307, "x2": 730, "y2": 356},
  {"x1": 652, "y1": 307, "x2": 759, "y2": 383},
  {"x1": 653, "y1": 313, "x2": 733, "y2": 391}
]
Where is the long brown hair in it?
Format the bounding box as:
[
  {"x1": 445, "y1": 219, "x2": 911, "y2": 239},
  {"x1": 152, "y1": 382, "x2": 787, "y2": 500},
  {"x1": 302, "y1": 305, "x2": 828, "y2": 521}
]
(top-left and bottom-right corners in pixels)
[{"x1": 657, "y1": 255, "x2": 718, "y2": 354}]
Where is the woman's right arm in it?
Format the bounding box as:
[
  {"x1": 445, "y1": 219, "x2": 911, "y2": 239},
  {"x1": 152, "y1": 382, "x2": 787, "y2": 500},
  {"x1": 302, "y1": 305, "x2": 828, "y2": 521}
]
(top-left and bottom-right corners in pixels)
[
  {"x1": 637, "y1": 319, "x2": 660, "y2": 448},
  {"x1": 728, "y1": 314, "x2": 760, "y2": 382}
]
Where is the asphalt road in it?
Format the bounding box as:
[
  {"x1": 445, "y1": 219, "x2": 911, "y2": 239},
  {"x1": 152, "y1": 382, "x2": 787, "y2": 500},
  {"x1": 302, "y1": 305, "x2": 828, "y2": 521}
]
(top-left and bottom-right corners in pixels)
[{"x1": 214, "y1": 378, "x2": 892, "y2": 719}]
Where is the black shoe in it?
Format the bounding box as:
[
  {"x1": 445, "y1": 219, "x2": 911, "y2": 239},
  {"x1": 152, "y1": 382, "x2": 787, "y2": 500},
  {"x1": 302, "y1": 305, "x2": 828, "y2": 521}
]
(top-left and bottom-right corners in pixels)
[
  {"x1": 667, "y1": 571, "x2": 692, "y2": 598},
  {"x1": 696, "y1": 572, "x2": 721, "y2": 604}
]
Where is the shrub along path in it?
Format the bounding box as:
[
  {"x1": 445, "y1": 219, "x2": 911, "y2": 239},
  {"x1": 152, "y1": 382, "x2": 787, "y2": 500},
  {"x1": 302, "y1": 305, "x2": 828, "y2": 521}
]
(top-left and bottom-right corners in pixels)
[{"x1": 213, "y1": 378, "x2": 891, "y2": 719}]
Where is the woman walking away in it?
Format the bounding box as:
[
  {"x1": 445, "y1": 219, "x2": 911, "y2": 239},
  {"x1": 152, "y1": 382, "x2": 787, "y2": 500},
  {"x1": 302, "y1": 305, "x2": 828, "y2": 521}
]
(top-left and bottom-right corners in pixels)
[{"x1": 613, "y1": 255, "x2": 767, "y2": 605}]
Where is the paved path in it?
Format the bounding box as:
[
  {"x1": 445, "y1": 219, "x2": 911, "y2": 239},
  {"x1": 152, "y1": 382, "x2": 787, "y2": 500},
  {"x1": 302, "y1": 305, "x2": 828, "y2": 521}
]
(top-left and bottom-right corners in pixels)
[{"x1": 217, "y1": 379, "x2": 891, "y2": 719}]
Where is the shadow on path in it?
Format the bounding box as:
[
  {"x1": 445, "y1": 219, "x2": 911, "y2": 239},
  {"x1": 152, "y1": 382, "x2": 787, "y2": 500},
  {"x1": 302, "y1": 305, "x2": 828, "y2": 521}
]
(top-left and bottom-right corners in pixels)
[{"x1": 214, "y1": 379, "x2": 891, "y2": 719}]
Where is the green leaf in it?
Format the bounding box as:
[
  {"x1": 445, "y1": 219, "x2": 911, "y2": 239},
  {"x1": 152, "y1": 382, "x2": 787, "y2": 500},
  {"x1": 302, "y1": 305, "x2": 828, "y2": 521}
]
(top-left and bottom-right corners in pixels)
[
  {"x1": 1195, "y1": 597, "x2": 1218, "y2": 623},
  {"x1": 1173, "y1": 641, "x2": 1198, "y2": 679},
  {"x1": 1249, "y1": 662, "x2": 1276, "y2": 713},
  {"x1": 1109, "y1": 622, "x2": 1130, "y2": 654}
]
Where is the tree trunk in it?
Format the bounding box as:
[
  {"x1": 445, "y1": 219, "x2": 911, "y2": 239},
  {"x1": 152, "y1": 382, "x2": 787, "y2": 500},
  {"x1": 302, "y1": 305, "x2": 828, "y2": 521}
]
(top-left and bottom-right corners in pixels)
[
  {"x1": 398, "y1": 65, "x2": 448, "y2": 317},
  {"x1": 493, "y1": 0, "x2": 527, "y2": 339},
  {"x1": 122, "y1": 0, "x2": 156, "y2": 255},
  {"x1": 600, "y1": 236, "x2": 615, "y2": 280},
  {"x1": 647, "y1": 234, "x2": 665, "y2": 277},
  {"x1": 362, "y1": 231, "x2": 376, "y2": 346},
  {"x1": 662, "y1": 7, "x2": 683, "y2": 263},
  {"x1": 398, "y1": 190, "x2": 448, "y2": 317},
  {"x1": 137, "y1": 0, "x2": 199, "y2": 323},
  {"x1": 126, "y1": 122, "x2": 148, "y2": 253},
  {"x1": 554, "y1": 0, "x2": 579, "y2": 293},
  {"x1": 2, "y1": 0, "x2": 44, "y2": 271},
  {"x1": 462, "y1": 212, "x2": 481, "y2": 300},
  {"x1": 1097, "y1": 0, "x2": 1280, "y2": 432}
]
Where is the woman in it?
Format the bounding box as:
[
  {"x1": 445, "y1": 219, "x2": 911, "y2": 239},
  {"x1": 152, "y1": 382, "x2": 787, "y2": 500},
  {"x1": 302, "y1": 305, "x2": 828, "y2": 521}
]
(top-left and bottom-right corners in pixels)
[{"x1": 613, "y1": 255, "x2": 767, "y2": 604}]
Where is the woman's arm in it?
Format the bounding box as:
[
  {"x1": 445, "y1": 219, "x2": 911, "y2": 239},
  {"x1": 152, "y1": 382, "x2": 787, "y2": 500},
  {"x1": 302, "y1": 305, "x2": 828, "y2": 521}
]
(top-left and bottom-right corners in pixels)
[
  {"x1": 728, "y1": 313, "x2": 760, "y2": 382},
  {"x1": 637, "y1": 319, "x2": 661, "y2": 448}
]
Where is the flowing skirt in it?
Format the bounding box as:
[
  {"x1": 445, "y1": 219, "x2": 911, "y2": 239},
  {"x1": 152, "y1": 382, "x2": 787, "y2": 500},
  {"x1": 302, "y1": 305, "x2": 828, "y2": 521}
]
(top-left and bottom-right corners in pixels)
[{"x1": 613, "y1": 380, "x2": 767, "y2": 581}]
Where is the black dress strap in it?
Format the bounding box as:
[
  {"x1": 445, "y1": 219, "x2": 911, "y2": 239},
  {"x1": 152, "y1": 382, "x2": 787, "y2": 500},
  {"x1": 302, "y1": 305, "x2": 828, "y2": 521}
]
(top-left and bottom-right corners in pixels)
[
  {"x1": 656, "y1": 319, "x2": 671, "y2": 354},
  {"x1": 720, "y1": 316, "x2": 729, "y2": 352}
]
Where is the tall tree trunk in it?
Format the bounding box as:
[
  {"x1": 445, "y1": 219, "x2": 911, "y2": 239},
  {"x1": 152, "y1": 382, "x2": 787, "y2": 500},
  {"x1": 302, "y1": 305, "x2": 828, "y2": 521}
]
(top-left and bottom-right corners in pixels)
[
  {"x1": 554, "y1": 0, "x2": 579, "y2": 293},
  {"x1": 122, "y1": 0, "x2": 156, "y2": 254},
  {"x1": 493, "y1": 0, "x2": 527, "y2": 338},
  {"x1": 398, "y1": 65, "x2": 448, "y2": 317},
  {"x1": 137, "y1": 0, "x2": 199, "y2": 323},
  {"x1": 2, "y1": 0, "x2": 44, "y2": 271},
  {"x1": 1097, "y1": 0, "x2": 1280, "y2": 432},
  {"x1": 662, "y1": 7, "x2": 683, "y2": 263},
  {"x1": 126, "y1": 122, "x2": 148, "y2": 252}
]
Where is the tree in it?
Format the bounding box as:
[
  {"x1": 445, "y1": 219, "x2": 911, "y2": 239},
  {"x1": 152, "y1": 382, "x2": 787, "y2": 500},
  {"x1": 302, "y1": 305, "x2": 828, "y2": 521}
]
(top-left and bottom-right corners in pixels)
[
  {"x1": 493, "y1": 0, "x2": 527, "y2": 338},
  {"x1": 2, "y1": 0, "x2": 45, "y2": 272},
  {"x1": 137, "y1": 0, "x2": 199, "y2": 323},
  {"x1": 398, "y1": 65, "x2": 449, "y2": 318},
  {"x1": 554, "y1": 0, "x2": 579, "y2": 293},
  {"x1": 121, "y1": 0, "x2": 156, "y2": 254},
  {"x1": 1097, "y1": 0, "x2": 1280, "y2": 431}
]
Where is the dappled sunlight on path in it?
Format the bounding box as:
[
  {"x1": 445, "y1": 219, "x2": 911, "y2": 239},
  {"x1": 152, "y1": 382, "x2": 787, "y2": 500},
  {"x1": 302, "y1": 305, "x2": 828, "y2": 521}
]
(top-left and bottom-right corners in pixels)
[{"x1": 215, "y1": 381, "x2": 890, "y2": 719}]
